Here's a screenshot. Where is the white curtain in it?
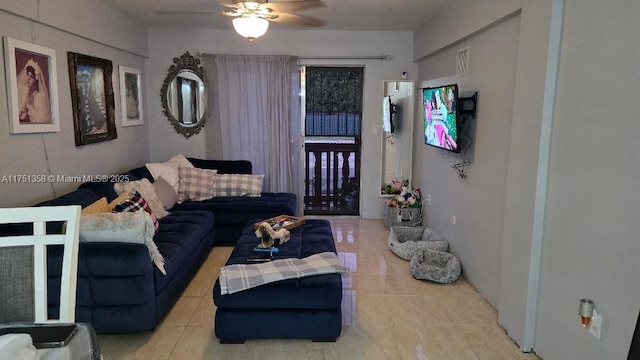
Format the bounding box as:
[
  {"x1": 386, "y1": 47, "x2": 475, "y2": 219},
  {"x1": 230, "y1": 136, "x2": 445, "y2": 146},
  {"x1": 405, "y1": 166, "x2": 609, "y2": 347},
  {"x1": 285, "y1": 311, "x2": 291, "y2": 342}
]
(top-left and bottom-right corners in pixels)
[{"x1": 203, "y1": 55, "x2": 301, "y2": 201}]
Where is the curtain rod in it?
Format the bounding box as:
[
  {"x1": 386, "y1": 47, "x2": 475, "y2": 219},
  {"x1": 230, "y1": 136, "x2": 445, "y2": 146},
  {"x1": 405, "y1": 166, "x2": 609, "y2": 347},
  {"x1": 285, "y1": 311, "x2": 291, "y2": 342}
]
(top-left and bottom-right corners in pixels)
[
  {"x1": 299, "y1": 55, "x2": 389, "y2": 60},
  {"x1": 196, "y1": 53, "x2": 389, "y2": 61}
]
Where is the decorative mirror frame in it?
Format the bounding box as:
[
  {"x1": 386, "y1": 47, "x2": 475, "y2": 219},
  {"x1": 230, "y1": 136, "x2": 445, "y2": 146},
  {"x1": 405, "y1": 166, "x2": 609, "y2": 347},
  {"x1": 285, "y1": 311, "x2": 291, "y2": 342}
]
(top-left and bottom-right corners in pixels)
[{"x1": 160, "y1": 52, "x2": 208, "y2": 138}]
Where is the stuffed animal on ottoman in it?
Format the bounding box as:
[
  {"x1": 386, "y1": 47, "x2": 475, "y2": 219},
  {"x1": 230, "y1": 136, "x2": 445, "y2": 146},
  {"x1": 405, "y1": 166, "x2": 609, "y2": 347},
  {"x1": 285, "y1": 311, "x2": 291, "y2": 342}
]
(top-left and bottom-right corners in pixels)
[{"x1": 255, "y1": 221, "x2": 291, "y2": 248}]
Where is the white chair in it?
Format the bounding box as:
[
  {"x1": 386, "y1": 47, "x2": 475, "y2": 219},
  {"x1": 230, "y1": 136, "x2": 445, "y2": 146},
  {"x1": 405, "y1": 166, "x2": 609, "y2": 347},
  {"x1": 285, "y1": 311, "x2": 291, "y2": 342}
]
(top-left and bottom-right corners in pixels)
[{"x1": 0, "y1": 205, "x2": 81, "y2": 323}]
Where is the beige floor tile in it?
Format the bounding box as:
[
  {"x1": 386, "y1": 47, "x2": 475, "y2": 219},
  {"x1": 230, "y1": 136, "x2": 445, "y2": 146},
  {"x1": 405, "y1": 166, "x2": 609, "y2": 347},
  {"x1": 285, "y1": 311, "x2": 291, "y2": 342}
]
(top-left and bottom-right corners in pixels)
[
  {"x1": 245, "y1": 339, "x2": 325, "y2": 360},
  {"x1": 98, "y1": 325, "x2": 185, "y2": 360},
  {"x1": 168, "y1": 326, "x2": 249, "y2": 360},
  {"x1": 342, "y1": 292, "x2": 389, "y2": 326},
  {"x1": 324, "y1": 325, "x2": 402, "y2": 360},
  {"x1": 183, "y1": 268, "x2": 218, "y2": 297},
  {"x1": 379, "y1": 271, "x2": 448, "y2": 296},
  {"x1": 160, "y1": 295, "x2": 202, "y2": 327},
  {"x1": 391, "y1": 325, "x2": 480, "y2": 360},
  {"x1": 343, "y1": 271, "x2": 384, "y2": 294},
  {"x1": 441, "y1": 295, "x2": 498, "y2": 326},
  {"x1": 98, "y1": 217, "x2": 534, "y2": 360},
  {"x1": 459, "y1": 325, "x2": 541, "y2": 360},
  {"x1": 381, "y1": 295, "x2": 455, "y2": 326},
  {"x1": 188, "y1": 295, "x2": 217, "y2": 327}
]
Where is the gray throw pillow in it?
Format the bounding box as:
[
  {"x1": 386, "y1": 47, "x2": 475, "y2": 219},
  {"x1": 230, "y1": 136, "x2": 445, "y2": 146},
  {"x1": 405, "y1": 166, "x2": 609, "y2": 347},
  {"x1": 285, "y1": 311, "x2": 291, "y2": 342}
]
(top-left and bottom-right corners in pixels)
[{"x1": 153, "y1": 176, "x2": 178, "y2": 210}]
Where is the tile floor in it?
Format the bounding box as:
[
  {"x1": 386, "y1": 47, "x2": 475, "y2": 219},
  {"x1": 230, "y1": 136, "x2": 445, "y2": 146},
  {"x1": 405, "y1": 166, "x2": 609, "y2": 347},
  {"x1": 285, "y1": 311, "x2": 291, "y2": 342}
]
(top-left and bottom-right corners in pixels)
[{"x1": 97, "y1": 217, "x2": 540, "y2": 359}]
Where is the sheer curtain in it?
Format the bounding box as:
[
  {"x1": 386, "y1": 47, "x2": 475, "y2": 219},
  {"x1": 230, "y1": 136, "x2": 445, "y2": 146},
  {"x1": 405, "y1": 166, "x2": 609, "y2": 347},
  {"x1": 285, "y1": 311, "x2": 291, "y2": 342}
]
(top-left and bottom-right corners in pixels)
[{"x1": 203, "y1": 55, "x2": 302, "y2": 206}]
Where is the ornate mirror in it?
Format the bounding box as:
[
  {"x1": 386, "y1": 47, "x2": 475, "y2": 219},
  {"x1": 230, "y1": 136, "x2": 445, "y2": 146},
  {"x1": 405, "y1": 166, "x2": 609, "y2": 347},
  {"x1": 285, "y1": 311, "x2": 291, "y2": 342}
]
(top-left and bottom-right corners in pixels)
[{"x1": 160, "y1": 52, "x2": 208, "y2": 138}]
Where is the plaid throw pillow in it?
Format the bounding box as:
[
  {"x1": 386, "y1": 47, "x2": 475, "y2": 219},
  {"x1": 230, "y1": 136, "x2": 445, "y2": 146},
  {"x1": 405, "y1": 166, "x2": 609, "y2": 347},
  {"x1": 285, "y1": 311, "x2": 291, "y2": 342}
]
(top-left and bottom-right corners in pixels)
[
  {"x1": 212, "y1": 174, "x2": 264, "y2": 197},
  {"x1": 177, "y1": 165, "x2": 218, "y2": 201},
  {"x1": 112, "y1": 189, "x2": 159, "y2": 232}
]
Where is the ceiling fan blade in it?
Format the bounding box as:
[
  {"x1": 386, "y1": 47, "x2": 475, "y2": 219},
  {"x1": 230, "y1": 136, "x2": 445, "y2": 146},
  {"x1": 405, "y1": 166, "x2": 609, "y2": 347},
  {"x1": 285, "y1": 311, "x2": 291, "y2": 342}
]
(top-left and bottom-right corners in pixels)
[
  {"x1": 267, "y1": 0, "x2": 326, "y2": 13},
  {"x1": 155, "y1": 10, "x2": 219, "y2": 15},
  {"x1": 271, "y1": 13, "x2": 326, "y2": 27}
]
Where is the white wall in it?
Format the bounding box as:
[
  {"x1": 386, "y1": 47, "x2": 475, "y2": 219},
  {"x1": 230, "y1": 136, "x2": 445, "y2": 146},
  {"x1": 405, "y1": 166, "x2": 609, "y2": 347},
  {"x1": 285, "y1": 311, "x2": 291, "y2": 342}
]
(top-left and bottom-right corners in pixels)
[
  {"x1": 415, "y1": 0, "x2": 640, "y2": 358},
  {"x1": 535, "y1": 0, "x2": 640, "y2": 358},
  {"x1": 414, "y1": 14, "x2": 521, "y2": 308},
  {"x1": 0, "y1": 1, "x2": 149, "y2": 207},
  {"x1": 147, "y1": 28, "x2": 417, "y2": 219}
]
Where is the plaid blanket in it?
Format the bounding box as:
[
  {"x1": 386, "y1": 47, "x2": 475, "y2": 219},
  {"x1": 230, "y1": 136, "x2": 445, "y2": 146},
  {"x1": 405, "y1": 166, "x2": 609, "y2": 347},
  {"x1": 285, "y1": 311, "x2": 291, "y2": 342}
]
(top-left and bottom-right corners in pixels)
[{"x1": 219, "y1": 252, "x2": 349, "y2": 295}]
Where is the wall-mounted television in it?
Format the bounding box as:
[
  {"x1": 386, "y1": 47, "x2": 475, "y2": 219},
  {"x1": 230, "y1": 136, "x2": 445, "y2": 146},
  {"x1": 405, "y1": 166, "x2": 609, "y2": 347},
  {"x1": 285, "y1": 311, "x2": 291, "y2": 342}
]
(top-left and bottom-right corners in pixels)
[
  {"x1": 423, "y1": 84, "x2": 460, "y2": 152},
  {"x1": 382, "y1": 96, "x2": 395, "y2": 133}
]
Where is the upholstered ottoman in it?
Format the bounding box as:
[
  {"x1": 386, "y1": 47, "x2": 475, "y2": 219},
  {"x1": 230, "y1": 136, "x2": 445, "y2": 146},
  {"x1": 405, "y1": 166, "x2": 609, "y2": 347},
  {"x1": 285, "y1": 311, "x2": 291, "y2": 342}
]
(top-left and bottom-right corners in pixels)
[
  {"x1": 410, "y1": 248, "x2": 461, "y2": 284},
  {"x1": 387, "y1": 226, "x2": 449, "y2": 261},
  {"x1": 213, "y1": 219, "x2": 343, "y2": 343}
]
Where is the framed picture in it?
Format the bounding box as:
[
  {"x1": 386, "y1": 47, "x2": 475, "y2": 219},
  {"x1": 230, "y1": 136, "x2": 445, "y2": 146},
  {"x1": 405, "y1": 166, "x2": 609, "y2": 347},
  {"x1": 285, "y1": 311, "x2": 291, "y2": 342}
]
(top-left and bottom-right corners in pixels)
[
  {"x1": 118, "y1": 66, "x2": 144, "y2": 126},
  {"x1": 68, "y1": 52, "x2": 117, "y2": 146},
  {"x1": 2, "y1": 37, "x2": 60, "y2": 133}
]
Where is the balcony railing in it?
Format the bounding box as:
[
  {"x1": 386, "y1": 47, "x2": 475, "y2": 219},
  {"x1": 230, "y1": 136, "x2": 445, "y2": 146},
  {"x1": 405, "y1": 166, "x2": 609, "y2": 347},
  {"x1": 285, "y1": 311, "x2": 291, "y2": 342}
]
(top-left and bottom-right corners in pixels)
[{"x1": 304, "y1": 142, "x2": 360, "y2": 215}]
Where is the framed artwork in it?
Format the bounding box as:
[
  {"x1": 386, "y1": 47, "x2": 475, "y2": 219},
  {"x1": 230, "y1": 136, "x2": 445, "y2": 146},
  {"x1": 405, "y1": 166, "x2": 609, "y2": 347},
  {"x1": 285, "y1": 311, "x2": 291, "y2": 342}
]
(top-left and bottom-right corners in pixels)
[
  {"x1": 119, "y1": 66, "x2": 144, "y2": 126},
  {"x1": 2, "y1": 37, "x2": 60, "y2": 133},
  {"x1": 68, "y1": 52, "x2": 117, "y2": 146}
]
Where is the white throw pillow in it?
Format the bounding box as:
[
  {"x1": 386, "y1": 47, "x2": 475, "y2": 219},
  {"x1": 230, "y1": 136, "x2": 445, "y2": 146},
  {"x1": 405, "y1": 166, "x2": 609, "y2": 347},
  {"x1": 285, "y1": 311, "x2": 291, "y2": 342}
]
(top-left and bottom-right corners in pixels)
[
  {"x1": 80, "y1": 212, "x2": 166, "y2": 274},
  {"x1": 145, "y1": 154, "x2": 194, "y2": 193},
  {"x1": 80, "y1": 211, "x2": 149, "y2": 244}
]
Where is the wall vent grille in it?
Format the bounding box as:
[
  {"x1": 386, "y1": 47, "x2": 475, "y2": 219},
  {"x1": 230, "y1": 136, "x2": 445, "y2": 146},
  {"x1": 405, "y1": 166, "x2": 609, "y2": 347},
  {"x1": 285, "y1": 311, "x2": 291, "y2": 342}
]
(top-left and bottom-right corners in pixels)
[{"x1": 456, "y1": 46, "x2": 469, "y2": 77}]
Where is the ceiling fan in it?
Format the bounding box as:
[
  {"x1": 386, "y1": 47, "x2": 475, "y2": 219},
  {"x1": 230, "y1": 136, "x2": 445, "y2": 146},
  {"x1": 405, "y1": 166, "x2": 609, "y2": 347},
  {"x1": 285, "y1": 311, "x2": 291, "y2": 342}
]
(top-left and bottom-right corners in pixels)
[{"x1": 161, "y1": 1, "x2": 327, "y2": 41}]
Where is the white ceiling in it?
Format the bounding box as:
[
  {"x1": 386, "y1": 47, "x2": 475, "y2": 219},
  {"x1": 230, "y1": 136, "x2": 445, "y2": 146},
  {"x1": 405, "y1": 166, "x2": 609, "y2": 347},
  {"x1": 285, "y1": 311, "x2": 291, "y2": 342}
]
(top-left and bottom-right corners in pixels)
[{"x1": 98, "y1": 0, "x2": 449, "y2": 31}]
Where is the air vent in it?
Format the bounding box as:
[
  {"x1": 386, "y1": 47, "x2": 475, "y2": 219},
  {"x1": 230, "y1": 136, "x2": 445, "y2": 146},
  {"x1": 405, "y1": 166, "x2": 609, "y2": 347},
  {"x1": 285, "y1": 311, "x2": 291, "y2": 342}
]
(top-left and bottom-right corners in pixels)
[{"x1": 456, "y1": 46, "x2": 469, "y2": 77}]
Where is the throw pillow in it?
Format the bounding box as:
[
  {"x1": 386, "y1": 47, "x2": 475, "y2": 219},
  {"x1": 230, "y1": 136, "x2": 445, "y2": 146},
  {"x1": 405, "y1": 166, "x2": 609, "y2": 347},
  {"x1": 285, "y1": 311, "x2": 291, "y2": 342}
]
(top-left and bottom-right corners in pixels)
[
  {"x1": 108, "y1": 189, "x2": 131, "y2": 209},
  {"x1": 211, "y1": 174, "x2": 265, "y2": 197},
  {"x1": 111, "y1": 189, "x2": 159, "y2": 233},
  {"x1": 153, "y1": 176, "x2": 178, "y2": 210},
  {"x1": 145, "y1": 154, "x2": 194, "y2": 193},
  {"x1": 81, "y1": 197, "x2": 111, "y2": 214},
  {"x1": 79, "y1": 211, "x2": 165, "y2": 275},
  {"x1": 177, "y1": 165, "x2": 218, "y2": 201},
  {"x1": 114, "y1": 178, "x2": 169, "y2": 219}
]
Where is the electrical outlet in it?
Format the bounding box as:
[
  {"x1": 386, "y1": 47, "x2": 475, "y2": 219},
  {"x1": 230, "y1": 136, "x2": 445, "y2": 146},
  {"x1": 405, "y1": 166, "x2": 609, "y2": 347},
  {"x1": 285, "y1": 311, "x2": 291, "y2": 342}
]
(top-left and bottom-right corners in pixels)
[
  {"x1": 589, "y1": 309, "x2": 602, "y2": 340},
  {"x1": 373, "y1": 124, "x2": 379, "y2": 135},
  {"x1": 425, "y1": 194, "x2": 431, "y2": 205},
  {"x1": 451, "y1": 214, "x2": 456, "y2": 225}
]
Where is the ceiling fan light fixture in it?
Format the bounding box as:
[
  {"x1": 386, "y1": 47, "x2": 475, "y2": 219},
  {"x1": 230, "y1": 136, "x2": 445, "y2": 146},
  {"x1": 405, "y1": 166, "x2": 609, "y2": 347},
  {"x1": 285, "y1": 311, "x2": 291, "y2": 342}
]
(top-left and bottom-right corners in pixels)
[{"x1": 232, "y1": 15, "x2": 269, "y2": 41}]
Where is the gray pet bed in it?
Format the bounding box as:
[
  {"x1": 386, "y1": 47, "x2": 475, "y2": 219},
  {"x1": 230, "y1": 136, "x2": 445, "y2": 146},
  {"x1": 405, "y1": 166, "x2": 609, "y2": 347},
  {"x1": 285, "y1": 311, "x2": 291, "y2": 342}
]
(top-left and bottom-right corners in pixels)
[
  {"x1": 387, "y1": 226, "x2": 449, "y2": 261},
  {"x1": 410, "y1": 248, "x2": 461, "y2": 284}
]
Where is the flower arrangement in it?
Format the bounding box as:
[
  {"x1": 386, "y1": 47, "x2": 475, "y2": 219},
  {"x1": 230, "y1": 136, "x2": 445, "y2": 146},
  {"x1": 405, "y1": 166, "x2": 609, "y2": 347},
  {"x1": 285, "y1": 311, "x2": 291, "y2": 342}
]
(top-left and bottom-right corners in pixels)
[
  {"x1": 381, "y1": 179, "x2": 407, "y2": 195},
  {"x1": 385, "y1": 184, "x2": 422, "y2": 208}
]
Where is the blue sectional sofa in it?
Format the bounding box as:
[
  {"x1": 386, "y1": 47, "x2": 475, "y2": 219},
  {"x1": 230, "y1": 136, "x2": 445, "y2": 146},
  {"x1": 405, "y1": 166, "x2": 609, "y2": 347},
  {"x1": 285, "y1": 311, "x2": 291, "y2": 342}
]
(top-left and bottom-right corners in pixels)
[{"x1": 4, "y1": 158, "x2": 297, "y2": 334}]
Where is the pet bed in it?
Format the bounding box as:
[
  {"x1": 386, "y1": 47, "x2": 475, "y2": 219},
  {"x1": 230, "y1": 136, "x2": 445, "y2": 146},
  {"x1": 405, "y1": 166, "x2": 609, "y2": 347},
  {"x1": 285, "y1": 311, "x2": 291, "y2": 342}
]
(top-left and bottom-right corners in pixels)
[
  {"x1": 387, "y1": 226, "x2": 449, "y2": 261},
  {"x1": 409, "y1": 248, "x2": 461, "y2": 284}
]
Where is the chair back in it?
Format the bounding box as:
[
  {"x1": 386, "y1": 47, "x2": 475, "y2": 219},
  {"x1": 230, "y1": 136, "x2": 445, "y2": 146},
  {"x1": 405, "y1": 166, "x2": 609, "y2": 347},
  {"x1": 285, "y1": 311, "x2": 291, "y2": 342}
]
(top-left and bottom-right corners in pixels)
[{"x1": 0, "y1": 205, "x2": 81, "y2": 323}]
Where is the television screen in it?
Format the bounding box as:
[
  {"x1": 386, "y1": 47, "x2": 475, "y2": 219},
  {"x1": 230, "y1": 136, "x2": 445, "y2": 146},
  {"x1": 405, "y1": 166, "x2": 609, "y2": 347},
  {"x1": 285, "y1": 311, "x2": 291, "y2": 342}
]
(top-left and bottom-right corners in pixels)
[
  {"x1": 423, "y1": 84, "x2": 459, "y2": 152},
  {"x1": 382, "y1": 96, "x2": 393, "y2": 133}
]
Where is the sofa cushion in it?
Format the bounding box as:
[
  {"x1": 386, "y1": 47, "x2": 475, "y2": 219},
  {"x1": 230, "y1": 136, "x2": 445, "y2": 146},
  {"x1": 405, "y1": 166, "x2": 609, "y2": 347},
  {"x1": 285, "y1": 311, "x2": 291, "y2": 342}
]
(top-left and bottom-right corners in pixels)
[
  {"x1": 172, "y1": 192, "x2": 297, "y2": 226},
  {"x1": 128, "y1": 166, "x2": 153, "y2": 182},
  {"x1": 177, "y1": 166, "x2": 218, "y2": 201},
  {"x1": 79, "y1": 211, "x2": 165, "y2": 274},
  {"x1": 211, "y1": 174, "x2": 264, "y2": 197},
  {"x1": 188, "y1": 158, "x2": 252, "y2": 174},
  {"x1": 153, "y1": 210, "x2": 215, "y2": 292}
]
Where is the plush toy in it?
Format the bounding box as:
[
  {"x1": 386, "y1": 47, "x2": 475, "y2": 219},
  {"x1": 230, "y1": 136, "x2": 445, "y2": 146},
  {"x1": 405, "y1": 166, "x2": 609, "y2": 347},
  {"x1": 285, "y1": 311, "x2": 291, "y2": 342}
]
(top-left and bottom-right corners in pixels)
[{"x1": 255, "y1": 221, "x2": 290, "y2": 248}]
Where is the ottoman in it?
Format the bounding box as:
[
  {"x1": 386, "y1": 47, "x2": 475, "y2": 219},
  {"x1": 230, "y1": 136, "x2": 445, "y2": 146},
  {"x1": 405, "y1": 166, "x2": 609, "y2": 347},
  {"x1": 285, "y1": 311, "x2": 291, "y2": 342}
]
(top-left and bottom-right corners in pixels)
[{"x1": 212, "y1": 219, "x2": 343, "y2": 343}]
